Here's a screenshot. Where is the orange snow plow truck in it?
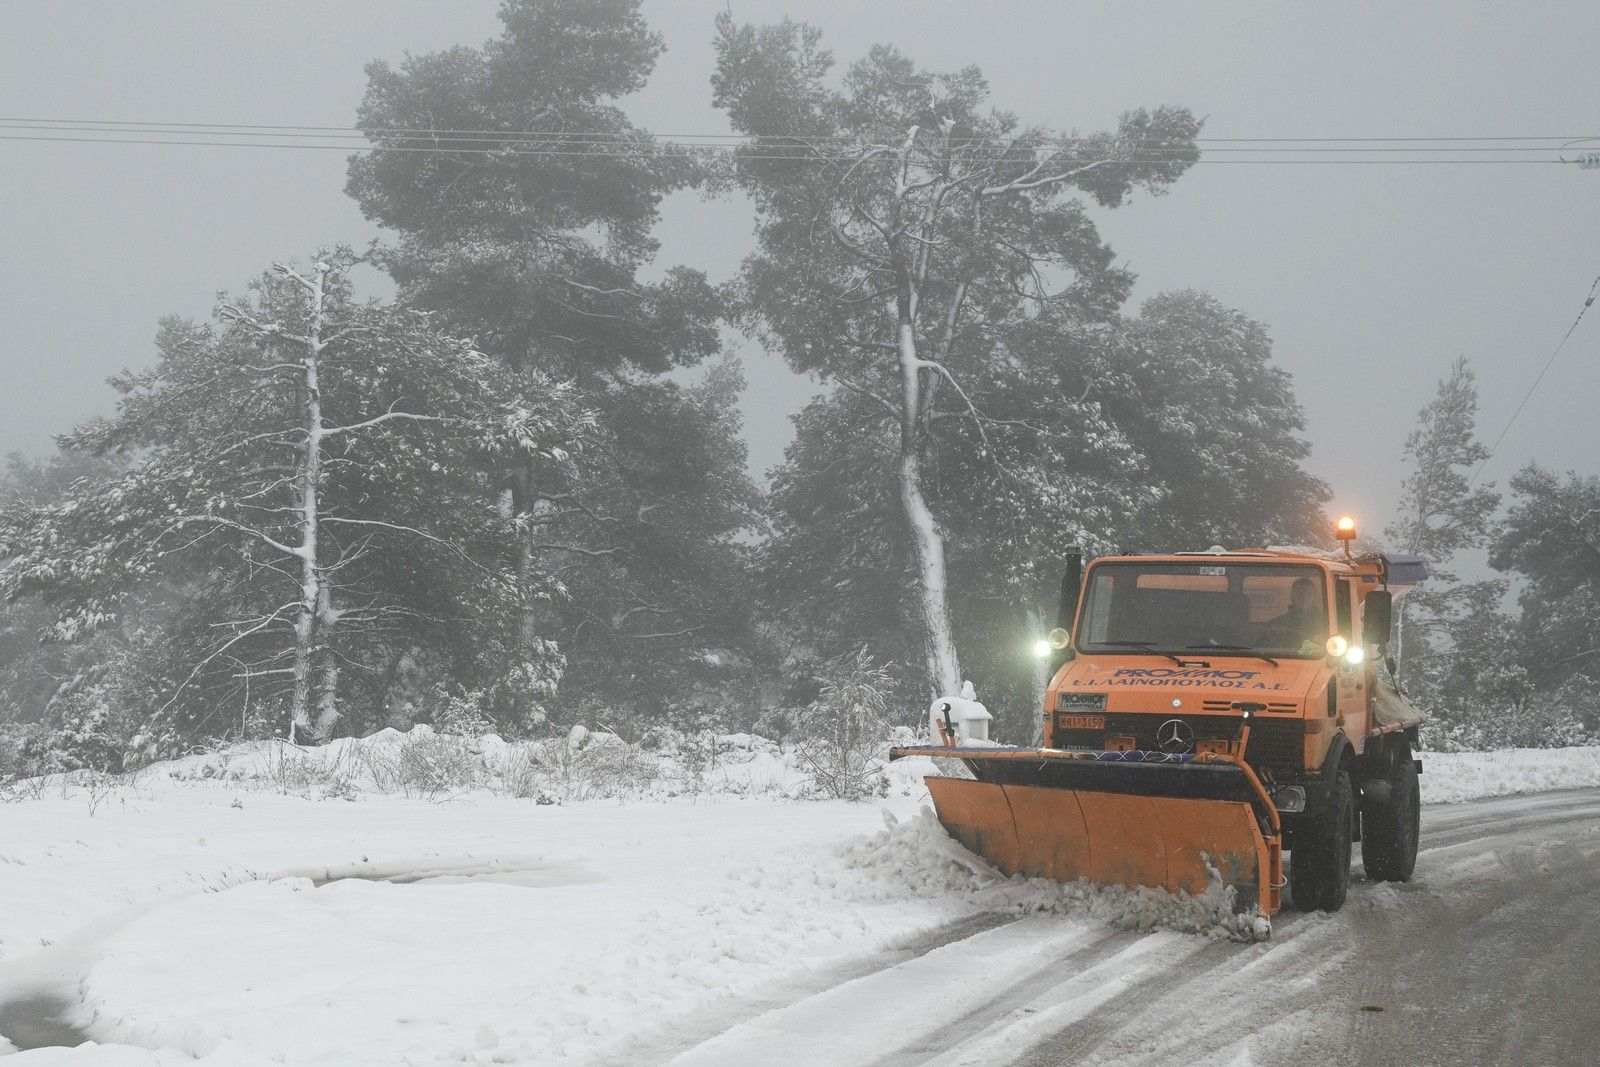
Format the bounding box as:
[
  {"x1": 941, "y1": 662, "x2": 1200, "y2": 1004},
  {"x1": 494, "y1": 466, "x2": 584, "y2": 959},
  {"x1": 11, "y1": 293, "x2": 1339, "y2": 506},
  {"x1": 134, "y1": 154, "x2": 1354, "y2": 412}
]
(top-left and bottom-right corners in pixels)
[{"x1": 891, "y1": 518, "x2": 1427, "y2": 929}]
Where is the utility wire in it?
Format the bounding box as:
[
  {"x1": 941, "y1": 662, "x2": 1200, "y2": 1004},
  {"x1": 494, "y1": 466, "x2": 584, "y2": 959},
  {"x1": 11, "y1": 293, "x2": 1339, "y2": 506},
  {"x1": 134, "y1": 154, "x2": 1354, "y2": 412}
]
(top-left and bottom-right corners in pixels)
[
  {"x1": 0, "y1": 131, "x2": 1582, "y2": 164},
  {"x1": 1, "y1": 117, "x2": 1592, "y2": 165},
  {"x1": 2, "y1": 122, "x2": 1586, "y2": 153},
  {"x1": 2, "y1": 115, "x2": 1597, "y2": 145},
  {"x1": 1468, "y1": 273, "x2": 1600, "y2": 488}
]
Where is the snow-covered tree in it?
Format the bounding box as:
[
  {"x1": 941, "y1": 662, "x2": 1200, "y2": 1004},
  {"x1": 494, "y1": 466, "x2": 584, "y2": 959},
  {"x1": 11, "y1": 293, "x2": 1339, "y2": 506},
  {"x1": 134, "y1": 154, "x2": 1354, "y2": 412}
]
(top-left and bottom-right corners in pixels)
[
  {"x1": 0, "y1": 253, "x2": 589, "y2": 746},
  {"x1": 1492, "y1": 467, "x2": 1600, "y2": 706},
  {"x1": 713, "y1": 15, "x2": 1200, "y2": 696},
  {"x1": 763, "y1": 292, "x2": 1327, "y2": 739},
  {"x1": 345, "y1": 0, "x2": 761, "y2": 725},
  {"x1": 0, "y1": 452, "x2": 126, "y2": 756},
  {"x1": 1383, "y1": 357, "x2": 1500, "y2": 693},
  {"x1": 1109, "y1": 292, "x2": 1329, "y2": 550}
]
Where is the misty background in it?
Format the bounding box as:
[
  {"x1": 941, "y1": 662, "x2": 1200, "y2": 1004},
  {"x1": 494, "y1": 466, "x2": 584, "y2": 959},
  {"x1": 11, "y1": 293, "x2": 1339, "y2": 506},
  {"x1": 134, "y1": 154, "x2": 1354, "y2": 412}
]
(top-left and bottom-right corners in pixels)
[{"x1": 4, "y1": 0, "x2": 1597, "y2": 532}]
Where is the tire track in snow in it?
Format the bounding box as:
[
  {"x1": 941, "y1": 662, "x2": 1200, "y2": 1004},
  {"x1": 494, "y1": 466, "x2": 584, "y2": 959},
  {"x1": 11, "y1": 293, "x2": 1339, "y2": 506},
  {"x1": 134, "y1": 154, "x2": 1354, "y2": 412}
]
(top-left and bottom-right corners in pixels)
[
  {"x1": 868, "y1": 928, "x2": 1147, "y2": 1066},
  {"x1": 596, "y1": 911, "x2": 1018, "y2": 1066},
  {"x1": 1009, "y1": 940, "x2": 1235, "y2": 1065},
  {"x1": 1414, "y1": 792, "x2": 1600, "y2": 854},
  {"x1": 661, "y1": 918, "x2": 1132, "y2": 1066}
]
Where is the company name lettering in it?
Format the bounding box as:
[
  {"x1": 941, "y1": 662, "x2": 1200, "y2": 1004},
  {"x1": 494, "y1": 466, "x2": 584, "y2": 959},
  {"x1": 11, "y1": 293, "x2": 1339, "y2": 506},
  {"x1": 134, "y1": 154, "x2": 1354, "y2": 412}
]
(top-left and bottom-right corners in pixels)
[
  {"x1": 1113, "y1": 668, "x2": 1258, "y2": 679},
  {"x1": 1070, "y1": 667, "x2": 1289, "y2": 692}
]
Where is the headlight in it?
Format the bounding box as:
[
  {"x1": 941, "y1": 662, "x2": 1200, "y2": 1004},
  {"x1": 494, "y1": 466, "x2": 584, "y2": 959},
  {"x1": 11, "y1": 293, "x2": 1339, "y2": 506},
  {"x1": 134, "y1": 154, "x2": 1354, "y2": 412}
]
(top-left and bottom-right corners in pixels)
[
  {"x1": 1047, "y1": 627, "x2": 1072, "y2": 649},
  {"x1": 1031, "y1": 639, "x2": 1052, "y2": 658},
  {"x1": 1325, "y1": 635, "x2": 1349, "y2": 658},
  {"x1": 1345, "y1": 645, "x2": 1366, "y2": 665},
  {"x1": 1272, "y1": 785, "x2": 1307, "y2": 813}
]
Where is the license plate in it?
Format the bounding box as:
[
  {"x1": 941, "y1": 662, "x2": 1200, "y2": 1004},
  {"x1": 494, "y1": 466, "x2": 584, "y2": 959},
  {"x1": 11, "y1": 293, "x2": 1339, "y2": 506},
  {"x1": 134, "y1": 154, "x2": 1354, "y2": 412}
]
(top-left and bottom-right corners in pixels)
[{"x1": 1058, "y1": 714, "x2": 1105, "y2": 730}]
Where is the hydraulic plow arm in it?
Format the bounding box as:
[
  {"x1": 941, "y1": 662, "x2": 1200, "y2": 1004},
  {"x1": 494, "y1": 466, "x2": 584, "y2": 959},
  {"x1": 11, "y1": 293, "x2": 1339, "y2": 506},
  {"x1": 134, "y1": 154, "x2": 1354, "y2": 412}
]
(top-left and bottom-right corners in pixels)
[{"x1": 889, "y1": 746, "x2": 1283, "y2": 918}]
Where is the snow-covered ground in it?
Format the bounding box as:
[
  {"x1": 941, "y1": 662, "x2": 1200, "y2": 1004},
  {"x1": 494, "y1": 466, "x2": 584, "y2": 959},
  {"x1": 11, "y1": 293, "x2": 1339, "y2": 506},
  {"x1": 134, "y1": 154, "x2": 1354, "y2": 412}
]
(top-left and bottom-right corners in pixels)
[
  {"x1": 2, "y1": 732, "x2": 1598, "y2": 1065},
  {"x1": 1415, "y1": 744, "x2": 1600, "y2": 804}
]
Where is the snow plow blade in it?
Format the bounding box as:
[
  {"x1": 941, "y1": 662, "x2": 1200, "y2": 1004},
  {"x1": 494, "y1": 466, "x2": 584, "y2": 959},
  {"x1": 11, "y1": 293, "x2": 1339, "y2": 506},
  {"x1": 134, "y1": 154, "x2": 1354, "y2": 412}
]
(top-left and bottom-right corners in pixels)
[{"x1": 888, "y1": 746, "x2": 1282, "y2": 917}]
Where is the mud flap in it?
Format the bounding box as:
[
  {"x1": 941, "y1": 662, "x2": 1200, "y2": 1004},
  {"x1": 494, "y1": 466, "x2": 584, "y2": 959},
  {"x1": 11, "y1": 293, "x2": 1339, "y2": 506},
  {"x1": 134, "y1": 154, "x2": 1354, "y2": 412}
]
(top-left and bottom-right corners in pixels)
[{"x1": 901, "y1": 747, "x2": 1281, "y2": 916}]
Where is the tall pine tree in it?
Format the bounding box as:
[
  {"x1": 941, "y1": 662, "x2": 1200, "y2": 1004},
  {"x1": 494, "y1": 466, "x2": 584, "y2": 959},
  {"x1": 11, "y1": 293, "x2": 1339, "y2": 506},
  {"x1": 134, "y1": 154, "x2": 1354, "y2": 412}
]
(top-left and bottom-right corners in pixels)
[
  {"x1": 1383, "y1": 356, "x2": 1501, "y2": 697},
  {"x1": 763, "y1": 293, "x2": 1327, "y2": 740},
  {"x1": 713, "y1": 15, "x2": 1200, "y2": 697},
  {"x1": 0, "y1": 254, "x2": 585, "y2": 748},
  {"x1": 346, "y1": 0, "x2": 761, "y2": 725}
]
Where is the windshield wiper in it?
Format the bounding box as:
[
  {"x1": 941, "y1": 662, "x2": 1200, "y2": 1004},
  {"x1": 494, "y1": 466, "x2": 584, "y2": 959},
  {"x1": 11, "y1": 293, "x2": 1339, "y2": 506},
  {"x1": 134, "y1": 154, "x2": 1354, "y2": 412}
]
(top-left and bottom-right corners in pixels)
[
  {"x1": 1099, "y1": 640, "x2": 1190, "y2": 667},
  {"x1": 1185, "y1": 643, "x2": 1279, "y2": 667}
]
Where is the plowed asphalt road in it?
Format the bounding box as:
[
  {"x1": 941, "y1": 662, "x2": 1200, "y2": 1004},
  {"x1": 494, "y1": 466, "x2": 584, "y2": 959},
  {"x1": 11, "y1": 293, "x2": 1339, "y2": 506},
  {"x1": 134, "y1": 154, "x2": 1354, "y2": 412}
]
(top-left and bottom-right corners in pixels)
[{"x1": 645, "y1": 788, "x2": 1600, "y2": 1067}]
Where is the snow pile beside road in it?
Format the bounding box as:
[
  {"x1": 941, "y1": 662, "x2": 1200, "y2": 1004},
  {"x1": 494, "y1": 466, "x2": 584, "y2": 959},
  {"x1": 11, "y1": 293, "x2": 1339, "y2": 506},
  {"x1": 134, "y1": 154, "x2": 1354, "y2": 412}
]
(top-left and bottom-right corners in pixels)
[
  {"x1": 1420, "y1": 745, "x2": 1600, "y2": 804},
  {"x1": 119, "y1": 724, "x2": 935, "y2": 805},
  {"x1": 835, "y1": 808, "x2": 1267, "y2": 941},
  {"x1": 71, "y1": 727, "x2": 1600, "y2": 814}
]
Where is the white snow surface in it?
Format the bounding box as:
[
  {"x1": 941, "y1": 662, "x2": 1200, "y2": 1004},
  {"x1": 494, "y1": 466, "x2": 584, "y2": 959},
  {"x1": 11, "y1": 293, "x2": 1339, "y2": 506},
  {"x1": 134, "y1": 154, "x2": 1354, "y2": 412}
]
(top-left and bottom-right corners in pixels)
[
  {"x1": 1415, "y1": 744, "x2": 1600, "y2": 804},
  {"x1": 1, "y1": 730, "x2": 1597, "y2": 1064}
]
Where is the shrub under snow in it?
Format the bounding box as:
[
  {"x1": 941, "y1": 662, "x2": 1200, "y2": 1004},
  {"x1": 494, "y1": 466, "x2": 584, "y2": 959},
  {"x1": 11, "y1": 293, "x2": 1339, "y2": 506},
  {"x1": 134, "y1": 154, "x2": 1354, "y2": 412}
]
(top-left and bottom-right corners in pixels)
[{"x1": 113, "y1": 724, "x2": 931, "y2": 805}]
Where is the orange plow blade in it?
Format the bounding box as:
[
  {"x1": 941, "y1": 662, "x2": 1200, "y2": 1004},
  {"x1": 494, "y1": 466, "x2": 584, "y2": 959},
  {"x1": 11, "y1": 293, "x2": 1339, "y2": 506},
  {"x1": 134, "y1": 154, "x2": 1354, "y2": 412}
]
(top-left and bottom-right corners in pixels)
[{"x1": 891, "y1": 747, "x2": 1282, "y2": 917}]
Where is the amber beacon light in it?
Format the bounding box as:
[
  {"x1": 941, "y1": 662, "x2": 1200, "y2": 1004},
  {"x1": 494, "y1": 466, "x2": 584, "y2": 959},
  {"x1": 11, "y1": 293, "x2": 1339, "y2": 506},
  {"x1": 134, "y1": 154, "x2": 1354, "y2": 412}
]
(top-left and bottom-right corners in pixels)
[{"x1": 1335, "y1": 515, "x2": 1357, "y2": 557}]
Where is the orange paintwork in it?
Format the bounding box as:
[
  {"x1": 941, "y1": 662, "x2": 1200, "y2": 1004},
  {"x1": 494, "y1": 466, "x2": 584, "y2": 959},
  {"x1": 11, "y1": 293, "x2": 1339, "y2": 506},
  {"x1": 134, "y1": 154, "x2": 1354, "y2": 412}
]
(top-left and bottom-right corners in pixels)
[
  {"x1": 1048, "y1": 550, "x2": 1396, "y2": 767},
  {"x1": 904, "y1": 747, "x2": 1283, "y2": 916},
  {"x1": 900, "y1": 547, "x2": 1405, "y2": 923}
]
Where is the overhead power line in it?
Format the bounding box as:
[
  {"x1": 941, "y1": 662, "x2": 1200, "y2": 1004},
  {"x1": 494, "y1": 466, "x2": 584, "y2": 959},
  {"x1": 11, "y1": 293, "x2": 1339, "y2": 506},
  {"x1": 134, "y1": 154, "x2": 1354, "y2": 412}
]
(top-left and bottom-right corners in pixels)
[
  {"x1": 0, "y1": 116, "x2": 1594, "y2": 164},
  {"x1": 1, "y1": 121, "x2": 1588, "y2": 153},
  {"x1": 3, "y1": 116, "x2": 1597, "y2": 144},
  {"x1": 0, "y1": 130, "x2": 1585, "y2": 165},
  {"x1": 1468, "y1": 273, "x2": 1600, "y2": 488}
]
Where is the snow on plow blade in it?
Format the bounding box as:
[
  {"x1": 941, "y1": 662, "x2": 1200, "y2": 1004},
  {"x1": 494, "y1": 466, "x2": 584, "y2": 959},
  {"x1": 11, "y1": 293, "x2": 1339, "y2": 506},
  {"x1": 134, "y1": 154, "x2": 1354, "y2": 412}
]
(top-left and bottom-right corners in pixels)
[{"x1": 889, "y1": 746, "x2": 1283, "y2": 917}]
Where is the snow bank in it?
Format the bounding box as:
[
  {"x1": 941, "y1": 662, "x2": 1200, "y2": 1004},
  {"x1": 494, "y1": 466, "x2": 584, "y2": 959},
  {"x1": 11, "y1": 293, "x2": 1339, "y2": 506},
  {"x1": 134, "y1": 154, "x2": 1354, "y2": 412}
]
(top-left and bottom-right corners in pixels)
[
  {"x1": 111, "y1": 725, "x2": 934, "y2": 806},
  {"x1": 1419, "y1": 745, "x2": 1600, "y2": 804},
  {"x1": 37, "y1": 725, "x2": 1600, "y2": 813}
]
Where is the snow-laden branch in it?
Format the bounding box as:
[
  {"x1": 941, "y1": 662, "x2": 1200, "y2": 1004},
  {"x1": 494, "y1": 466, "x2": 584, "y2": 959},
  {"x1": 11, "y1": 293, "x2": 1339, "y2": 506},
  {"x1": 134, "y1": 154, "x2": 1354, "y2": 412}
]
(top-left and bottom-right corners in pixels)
[
  {"x1": 894, "y1": 126, "x2": 920, "y2": 197},
  {"x1": 980, "y1": 157, "x2": 1109, "y2": 197},
  {"x1": 217, "y1": 303, "x2": 313, "y2": 349},
  {"x1": 154, "y1": 600, "x2": 300, "y2": 719},
  {"x1": 834, "y1": 375, "x2": 899, "y2": 420},
  {"x1": 320, "y1": 517, "x2": 507, "y2": 581},
  {"x1": 536, "y1": 542, "x2": 622, "y2": 558},
  {"x1": 157, "y1": 515, "x2": 303, "y2": 559},
  {"x1": 322, "y1": 407, "x2": 457, "y2": 438},
  {"x1": 558, "y1": 278, "x2": 644, "y2": 300}
]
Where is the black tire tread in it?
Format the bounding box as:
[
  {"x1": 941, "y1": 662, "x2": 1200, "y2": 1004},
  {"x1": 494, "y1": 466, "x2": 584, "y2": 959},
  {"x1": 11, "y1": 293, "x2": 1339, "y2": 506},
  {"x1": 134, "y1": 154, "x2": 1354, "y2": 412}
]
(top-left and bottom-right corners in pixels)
[
  {"x1": 1362, "y1": 757, "x2": 1420, "y2": 882},
  {"x1": 1290, "y1": 766, "x2": 1354, "y2": 911}
]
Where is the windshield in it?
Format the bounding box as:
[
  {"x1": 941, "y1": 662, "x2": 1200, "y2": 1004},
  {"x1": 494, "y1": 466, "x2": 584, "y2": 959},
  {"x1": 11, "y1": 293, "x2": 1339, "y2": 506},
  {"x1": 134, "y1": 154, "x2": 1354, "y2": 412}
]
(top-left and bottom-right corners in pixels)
[{"x1": 1076, "y1": 561, "x2": 1330, "y2": 659}]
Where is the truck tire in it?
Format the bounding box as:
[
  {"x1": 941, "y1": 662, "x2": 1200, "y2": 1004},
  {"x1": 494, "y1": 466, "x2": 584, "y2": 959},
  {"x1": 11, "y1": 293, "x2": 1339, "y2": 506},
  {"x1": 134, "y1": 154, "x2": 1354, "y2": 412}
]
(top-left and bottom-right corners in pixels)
[
  {"x1": 1362, "y1": 757, "x2": 1420, "y2": 882},
  {"x1": 1289, "y1": 766, "x2": 1354, "y2": 911}
]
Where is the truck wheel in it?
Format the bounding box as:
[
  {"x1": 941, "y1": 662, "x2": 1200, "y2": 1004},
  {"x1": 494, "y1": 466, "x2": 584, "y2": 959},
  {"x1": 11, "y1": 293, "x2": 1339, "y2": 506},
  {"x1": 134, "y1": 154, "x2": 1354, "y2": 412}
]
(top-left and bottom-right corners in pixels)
[
  {"x1": 1362, "y1": 757, "x2": 1420, "y2": 882},
  {"x1": 1289, "y1": 766, "x2": 1354, "y2": 911}
]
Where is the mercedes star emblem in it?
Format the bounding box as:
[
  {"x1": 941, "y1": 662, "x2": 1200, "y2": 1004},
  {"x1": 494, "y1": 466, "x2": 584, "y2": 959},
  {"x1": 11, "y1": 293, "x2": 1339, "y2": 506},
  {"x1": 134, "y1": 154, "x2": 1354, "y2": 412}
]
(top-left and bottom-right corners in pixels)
[{"x1": 1156, "y1": 718, "x2": 1194, "y2": 753}]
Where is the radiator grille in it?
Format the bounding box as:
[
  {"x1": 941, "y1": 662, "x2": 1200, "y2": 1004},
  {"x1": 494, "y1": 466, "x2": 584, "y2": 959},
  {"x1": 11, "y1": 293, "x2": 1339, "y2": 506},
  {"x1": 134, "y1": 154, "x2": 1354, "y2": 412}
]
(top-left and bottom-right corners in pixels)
[
  {"x1": 1051, "y1": 713, "x2": 1304, "y2": 778},
  {"x1": 1202, "y1": 699, "x2": 1297, "y2": 714}
]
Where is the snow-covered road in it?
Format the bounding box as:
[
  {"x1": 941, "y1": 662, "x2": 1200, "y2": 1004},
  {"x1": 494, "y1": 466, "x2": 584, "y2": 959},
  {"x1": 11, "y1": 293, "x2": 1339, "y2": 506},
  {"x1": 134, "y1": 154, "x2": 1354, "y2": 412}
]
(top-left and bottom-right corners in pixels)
[
  {"x1": 3, "y1": 751, "x2": 1599, "y2": 1065},
  {"x1": 652, "y1": 788, "x2": 1600, "y2": 1067}
]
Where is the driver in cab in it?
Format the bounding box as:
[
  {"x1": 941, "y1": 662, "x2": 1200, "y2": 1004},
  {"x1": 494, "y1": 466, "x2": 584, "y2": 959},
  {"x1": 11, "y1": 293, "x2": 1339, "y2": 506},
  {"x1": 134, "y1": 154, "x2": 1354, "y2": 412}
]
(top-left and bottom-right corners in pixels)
[{"x1": 1262, "y1": 577, "x2": 1327, "y2": 656}]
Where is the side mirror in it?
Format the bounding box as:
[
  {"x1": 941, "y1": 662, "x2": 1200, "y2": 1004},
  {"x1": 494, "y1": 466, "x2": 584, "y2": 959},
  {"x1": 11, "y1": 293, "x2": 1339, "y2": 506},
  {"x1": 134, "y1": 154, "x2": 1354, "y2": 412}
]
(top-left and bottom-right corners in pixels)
[
  {"x1": 1362, "y1": 590, "x2": 1393, "y2": 647},
  {"x1": 1056, "y1": 548, "x2": 1084, "y2": 630}
]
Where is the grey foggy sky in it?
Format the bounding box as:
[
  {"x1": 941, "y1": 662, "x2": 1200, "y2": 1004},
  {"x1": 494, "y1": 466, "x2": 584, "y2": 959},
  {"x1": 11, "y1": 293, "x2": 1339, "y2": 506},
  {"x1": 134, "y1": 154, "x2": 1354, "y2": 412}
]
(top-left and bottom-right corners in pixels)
[{"x1": 3, "y1": 1, "x2": 1598, "y2": 537}]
